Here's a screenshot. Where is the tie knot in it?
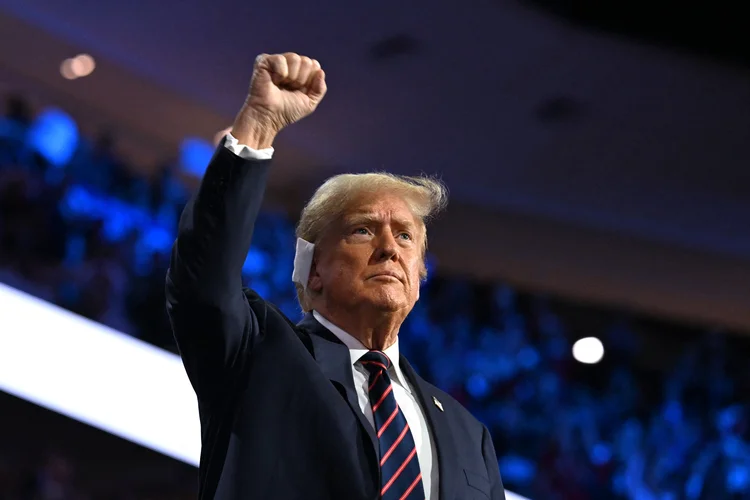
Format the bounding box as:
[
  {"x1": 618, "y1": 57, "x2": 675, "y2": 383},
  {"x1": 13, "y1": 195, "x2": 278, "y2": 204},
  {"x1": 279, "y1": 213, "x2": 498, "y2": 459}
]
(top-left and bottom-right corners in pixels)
[{"x1": 360, "y1": 350, "x2": 391, "y2": 375}]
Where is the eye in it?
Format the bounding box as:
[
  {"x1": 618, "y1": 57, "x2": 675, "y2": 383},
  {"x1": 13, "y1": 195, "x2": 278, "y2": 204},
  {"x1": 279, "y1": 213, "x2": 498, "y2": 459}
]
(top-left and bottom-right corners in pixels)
[
  {"x1": 353, "y1": 227, "x2": 370, "y2": 235},
  {"x1": 398, "y1": 232, "x2": 412, "y2": 241}
]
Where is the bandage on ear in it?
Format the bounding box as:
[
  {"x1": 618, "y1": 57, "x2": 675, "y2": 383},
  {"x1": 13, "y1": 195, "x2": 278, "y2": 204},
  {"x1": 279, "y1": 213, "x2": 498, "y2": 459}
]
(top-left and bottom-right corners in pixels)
[{"x1": 291, "y1": 238, "x2": 315, "y2": 291}]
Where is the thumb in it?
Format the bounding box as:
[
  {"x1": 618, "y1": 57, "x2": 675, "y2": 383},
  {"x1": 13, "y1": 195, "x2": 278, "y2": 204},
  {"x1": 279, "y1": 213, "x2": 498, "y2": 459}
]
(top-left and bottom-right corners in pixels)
[
  {"x1": 308, "y1": 70, "x2": 327, "y2": 104},
  {"x1": 249, "y1": 54, "x2": 277, "y2": 94},
  {"x1": 250, "y1": 71, "x2": 272, "y2": 94}
]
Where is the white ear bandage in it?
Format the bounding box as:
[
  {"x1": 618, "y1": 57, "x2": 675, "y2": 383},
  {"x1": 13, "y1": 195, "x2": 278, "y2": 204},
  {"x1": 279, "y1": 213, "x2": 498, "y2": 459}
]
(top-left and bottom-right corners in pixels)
[{"x1": 291, "y1": 238, "x2": 315, "y2": 291}]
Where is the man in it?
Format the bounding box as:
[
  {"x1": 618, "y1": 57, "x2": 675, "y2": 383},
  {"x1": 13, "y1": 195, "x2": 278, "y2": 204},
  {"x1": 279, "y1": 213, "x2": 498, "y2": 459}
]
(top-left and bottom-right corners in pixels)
[{"x1": 166, "y1": 52, "x2": 505, "y2": 500}]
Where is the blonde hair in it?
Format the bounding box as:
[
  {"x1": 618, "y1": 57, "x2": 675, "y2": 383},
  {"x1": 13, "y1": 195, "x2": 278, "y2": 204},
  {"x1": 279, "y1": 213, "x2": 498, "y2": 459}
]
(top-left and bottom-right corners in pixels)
[{"x1": 295, "y1": 172, "x2": 448, "y2": 312}]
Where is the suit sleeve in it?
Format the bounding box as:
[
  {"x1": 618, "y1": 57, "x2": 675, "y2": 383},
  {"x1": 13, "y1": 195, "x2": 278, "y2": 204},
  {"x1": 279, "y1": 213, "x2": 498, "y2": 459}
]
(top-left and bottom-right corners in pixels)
[
  {"x1": 165, "y1": 142, "x2": 271, "y2": 401},
  {"x1": 482, "y1": 425, "x2": 506, "y2": 499}
]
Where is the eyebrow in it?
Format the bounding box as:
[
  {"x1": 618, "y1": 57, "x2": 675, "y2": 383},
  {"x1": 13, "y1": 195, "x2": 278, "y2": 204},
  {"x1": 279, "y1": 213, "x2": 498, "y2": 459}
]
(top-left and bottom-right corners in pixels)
[{"x1": 344, "y1": 213, "x2": 418, "y2": 231}]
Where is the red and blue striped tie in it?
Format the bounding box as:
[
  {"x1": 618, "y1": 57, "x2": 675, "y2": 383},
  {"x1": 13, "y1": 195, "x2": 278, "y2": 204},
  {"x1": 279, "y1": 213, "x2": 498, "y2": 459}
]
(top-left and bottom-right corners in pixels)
[{"x1": 361, "y1": 350, "x2": 426, "y2": 500}]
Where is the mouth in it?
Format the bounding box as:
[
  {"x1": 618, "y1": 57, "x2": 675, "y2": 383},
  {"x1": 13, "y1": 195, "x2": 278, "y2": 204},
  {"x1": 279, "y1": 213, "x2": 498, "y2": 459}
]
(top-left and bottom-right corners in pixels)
[{"x1": 369, "y1": 272, "x2": 403, "y2": 283}]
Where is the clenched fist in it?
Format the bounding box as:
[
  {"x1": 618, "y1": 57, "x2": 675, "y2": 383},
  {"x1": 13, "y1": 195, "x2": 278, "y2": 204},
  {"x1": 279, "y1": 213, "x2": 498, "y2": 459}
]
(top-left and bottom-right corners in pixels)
[{"x1": 232, "y1": 53, "x2": 327, "y2": 149}]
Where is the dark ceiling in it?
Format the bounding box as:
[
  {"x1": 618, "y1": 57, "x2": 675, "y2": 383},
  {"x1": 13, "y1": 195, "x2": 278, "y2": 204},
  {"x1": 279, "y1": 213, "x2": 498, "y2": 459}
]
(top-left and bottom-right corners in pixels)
[{"x1": 526, "y1": 0, "x2": 750, "y2": 68}]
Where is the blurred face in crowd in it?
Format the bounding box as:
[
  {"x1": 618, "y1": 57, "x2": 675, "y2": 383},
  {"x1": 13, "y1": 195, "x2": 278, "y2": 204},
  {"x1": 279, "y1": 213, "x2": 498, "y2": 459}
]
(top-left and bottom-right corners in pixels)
[{"x1": 309, "y1": 191, "x2": 424, "y2": 319}]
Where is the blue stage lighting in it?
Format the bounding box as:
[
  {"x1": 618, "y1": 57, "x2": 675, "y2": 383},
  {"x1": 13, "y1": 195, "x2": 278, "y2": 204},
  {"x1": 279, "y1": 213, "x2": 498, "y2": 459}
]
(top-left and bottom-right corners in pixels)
[
  {"x1": 27, "y1": 108, "x2": 79, "y2": 166},
  {"x1": 180, "y1": 138, "x2": 213, "y2": 176}
]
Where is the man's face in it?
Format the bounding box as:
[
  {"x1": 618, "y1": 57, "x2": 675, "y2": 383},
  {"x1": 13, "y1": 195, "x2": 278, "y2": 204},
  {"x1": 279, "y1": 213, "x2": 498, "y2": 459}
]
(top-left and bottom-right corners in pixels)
[{"x1": 310, "y1": 192, "x2": 423, "y2": 315}]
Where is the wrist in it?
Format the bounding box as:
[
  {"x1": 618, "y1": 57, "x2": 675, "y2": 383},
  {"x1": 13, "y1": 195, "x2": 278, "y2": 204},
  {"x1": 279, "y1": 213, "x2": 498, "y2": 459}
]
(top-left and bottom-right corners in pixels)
[{"x1": 231, "y1": 106, "x2": 280, "y2": 149}]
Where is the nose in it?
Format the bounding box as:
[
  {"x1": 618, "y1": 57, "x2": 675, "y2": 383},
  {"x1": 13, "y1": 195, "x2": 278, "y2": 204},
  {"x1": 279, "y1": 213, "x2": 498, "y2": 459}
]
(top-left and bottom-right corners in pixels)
[{"x1": 374, "y1": 231, "x2": 399, "y2": 262}]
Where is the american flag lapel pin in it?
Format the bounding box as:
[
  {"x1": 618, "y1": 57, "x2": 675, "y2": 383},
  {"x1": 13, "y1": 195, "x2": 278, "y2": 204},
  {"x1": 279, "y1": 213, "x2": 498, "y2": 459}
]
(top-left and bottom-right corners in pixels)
[{"x1": 433, "y1": 396, "x2": 444, "y2": 412}]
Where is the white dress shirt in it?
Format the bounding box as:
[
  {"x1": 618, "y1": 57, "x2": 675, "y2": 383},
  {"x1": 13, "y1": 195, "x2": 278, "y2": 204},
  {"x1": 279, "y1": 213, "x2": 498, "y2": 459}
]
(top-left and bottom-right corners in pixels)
[
  {"x1": 223, "y1": 132, "x2": 274, "y2": 160},
  {"x1": 313, "y1": 311, "x2": 439, "y2": 500},
  {"x1": 223, "y1": 134, "x2": 439, "y2": 498}
]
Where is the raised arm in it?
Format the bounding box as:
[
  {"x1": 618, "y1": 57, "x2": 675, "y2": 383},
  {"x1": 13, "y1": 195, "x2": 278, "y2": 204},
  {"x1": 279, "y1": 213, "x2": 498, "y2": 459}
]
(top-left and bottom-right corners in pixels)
[{"x1": 165, "y1": 53, "x2": 327, "y2": 400}]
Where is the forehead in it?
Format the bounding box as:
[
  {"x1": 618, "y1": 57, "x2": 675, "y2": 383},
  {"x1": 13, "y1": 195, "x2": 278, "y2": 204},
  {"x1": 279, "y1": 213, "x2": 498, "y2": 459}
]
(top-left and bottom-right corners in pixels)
[{"x1": 342, "y1": 193, "x2": 419, "y2": 226}]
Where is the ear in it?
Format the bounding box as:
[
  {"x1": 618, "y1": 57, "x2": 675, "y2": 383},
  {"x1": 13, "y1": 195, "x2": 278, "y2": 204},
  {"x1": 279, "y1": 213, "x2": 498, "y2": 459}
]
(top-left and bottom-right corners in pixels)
[{"x1": 308, "y1": 258, "x2": 323, "y2": 293}]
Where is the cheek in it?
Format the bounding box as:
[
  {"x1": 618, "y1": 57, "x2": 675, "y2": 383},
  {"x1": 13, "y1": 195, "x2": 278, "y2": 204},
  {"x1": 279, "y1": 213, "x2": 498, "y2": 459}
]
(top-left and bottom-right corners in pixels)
[
  {"x1": 407, "y1": 257, "x2": 423, "y2": 285},
  {"x1": 323, "y1": 253, "x2": 361, "y2": 286}
]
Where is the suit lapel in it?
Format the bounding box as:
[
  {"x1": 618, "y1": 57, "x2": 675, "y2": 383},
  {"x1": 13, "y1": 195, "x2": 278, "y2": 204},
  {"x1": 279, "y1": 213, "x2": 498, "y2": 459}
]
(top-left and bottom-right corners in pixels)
[
  {"x1": 401, "y1": 357, "x2": 460, "y2": 500},
  {"x1": 297, "y1": 313, "x2": 380, "y2": 461}
]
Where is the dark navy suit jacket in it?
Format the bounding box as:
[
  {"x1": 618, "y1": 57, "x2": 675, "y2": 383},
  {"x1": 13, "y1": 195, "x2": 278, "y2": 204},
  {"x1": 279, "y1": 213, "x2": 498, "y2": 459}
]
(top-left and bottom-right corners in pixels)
[{"x1": 166, "y1": 142, "x2": 506, "y2": 499}]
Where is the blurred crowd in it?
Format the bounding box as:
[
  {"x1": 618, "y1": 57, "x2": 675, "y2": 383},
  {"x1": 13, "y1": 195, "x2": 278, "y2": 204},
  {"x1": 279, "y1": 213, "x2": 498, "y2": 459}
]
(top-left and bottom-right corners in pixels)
[
  {"x1": 1, "y1": 94, "x2": 750, "y2": 499},
  {"x1": 0, "y1": 447, "x2": 196, "y2": 500}
]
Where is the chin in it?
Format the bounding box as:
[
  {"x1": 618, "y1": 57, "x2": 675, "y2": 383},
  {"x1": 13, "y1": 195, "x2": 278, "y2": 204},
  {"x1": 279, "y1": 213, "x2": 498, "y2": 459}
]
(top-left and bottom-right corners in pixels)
[{"x1": 366, "y1": 291, "x2": 410, "y2": 312}]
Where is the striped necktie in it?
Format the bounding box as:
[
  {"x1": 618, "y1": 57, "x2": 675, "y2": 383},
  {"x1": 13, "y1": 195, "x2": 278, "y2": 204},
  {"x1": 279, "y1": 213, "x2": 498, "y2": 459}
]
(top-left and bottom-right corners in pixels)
[{"x1": 360, "y1": 350, "x2": 425, "y2": 500}]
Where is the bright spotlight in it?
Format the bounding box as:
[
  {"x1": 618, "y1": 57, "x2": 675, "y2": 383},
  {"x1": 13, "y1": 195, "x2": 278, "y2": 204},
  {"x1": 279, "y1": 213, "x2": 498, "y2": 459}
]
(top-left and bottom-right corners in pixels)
[
  {"x1": 572, "y1": 337, "x2": 604, "y2": 364},
  {"x1": 72, "y1": 54, "x2": 95, "y2": 77},
  {"x1": 60, "y1": 54, "x2": 96, "y2": 80},
  {"x1": 60, "y1": 58, "x2": 77, "y2": 80}
]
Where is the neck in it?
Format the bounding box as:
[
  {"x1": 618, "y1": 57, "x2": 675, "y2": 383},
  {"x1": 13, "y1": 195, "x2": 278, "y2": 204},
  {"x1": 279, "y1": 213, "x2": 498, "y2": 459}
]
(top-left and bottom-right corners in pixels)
[{"x1": 315, "y1": 304, "x2": 405, "y2": 350}]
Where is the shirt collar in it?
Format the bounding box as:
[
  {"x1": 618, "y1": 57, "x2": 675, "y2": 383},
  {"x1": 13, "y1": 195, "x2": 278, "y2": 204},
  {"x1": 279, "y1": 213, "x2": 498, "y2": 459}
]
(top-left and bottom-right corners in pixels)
[{"x1": 312, "y1": 310, "x2": 410, "y2": 392}]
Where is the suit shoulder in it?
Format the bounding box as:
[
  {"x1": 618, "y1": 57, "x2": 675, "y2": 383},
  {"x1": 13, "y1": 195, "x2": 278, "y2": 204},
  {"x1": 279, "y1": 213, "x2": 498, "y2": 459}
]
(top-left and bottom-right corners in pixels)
[
  {"x1": 242, "y1": 287, "x2": 291, "y2": 322},
  {"x1": 242, "y1": 288, "x2": 312, "y2": 350}
]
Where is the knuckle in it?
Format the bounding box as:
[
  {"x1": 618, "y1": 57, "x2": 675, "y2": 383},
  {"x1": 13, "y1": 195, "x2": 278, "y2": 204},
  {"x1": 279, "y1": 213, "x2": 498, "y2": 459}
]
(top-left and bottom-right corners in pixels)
[{"x1": 271, "y1": 55, "x2": 288, "y2": 73}]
